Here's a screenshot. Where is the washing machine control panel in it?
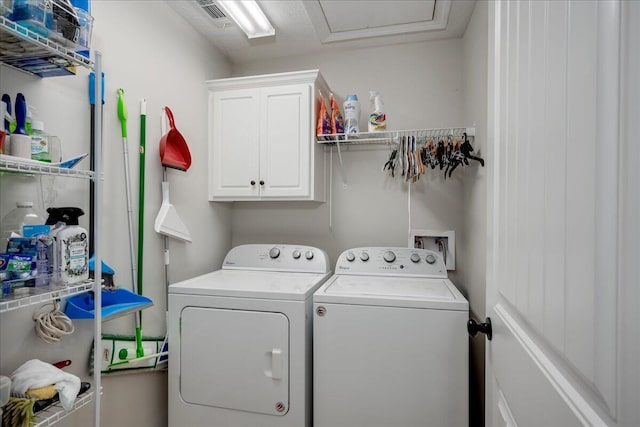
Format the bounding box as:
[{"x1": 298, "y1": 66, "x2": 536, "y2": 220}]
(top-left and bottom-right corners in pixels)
[
  {"x1": 223, "y1": 244, "x2": 330, "y2": 273},
  {"x1": 336, "y1": 247, "x2": 447, "y2": 277},
  {"x1": 269, "y1": 247, "x2": 281, "y2": 259}
]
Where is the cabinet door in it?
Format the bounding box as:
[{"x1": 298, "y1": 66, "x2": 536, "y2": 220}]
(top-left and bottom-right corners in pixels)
[
  {"x1": 209, "y1": 88, "x2": 260, "y2": 200},
  {"x1": 259, "y1": 84, "x2": 312, "y2": 199}
]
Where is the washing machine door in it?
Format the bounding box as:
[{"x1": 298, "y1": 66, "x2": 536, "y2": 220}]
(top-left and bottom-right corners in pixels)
[{"x1": 180, "y1": 307, "x2": 290, "y2": 416}]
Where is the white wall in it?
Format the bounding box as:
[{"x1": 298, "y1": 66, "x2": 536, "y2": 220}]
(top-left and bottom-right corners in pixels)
[
  {"x1": 231, "y1": 39, "x2": 475, "y2": 288},
  {"x1": 0, "y1": 2, "x2": 232, "y2": 426},
  {"x1": 460, "y1": 1, "x2": 488, "y2": 425}
]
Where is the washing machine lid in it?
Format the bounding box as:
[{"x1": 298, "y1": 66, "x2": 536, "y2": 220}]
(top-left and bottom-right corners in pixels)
[
  {"x1": 314, "y1": 275, "x2": 468, "y2": 310},
  {"x1": 169, "y1": 269, "x2": 331, "y2": 300}
]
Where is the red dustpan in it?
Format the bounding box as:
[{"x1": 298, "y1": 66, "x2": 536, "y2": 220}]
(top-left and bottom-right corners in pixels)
[{"x1": 159, "y1": 107, "x2": 191, "y2": 171}]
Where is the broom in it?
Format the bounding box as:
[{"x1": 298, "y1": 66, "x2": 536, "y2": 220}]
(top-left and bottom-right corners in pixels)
[{"x1": 96, "y1": 93, "x2": 165, "y2": 375}]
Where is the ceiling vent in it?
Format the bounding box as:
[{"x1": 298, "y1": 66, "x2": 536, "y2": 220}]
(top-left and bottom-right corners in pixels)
[{"x1": 195, "y1": 0, "x2": 231, "y2": 28}]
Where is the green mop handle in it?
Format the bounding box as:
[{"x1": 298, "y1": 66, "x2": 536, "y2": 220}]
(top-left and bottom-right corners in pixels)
[
  {"x1": 118, "y1": 88, "x2": 143, "y2": 359},
  {"x1": 117, "y1": 88, "x2": 127, "y2": 138}
]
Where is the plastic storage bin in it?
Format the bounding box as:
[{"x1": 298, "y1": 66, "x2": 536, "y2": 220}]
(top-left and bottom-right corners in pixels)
[
  {"x1": 1, "y1": 0, "x2": 13, "y2": 17},
  {"x1": 10, "y1": 0, "x2": 53, "y2": 38},
  {"x1": 1, "y1": 272, "x2": 37, "y2": 299},
  {"x1": 70, "y1": 0, "x2": 91, "y2": 56},
  {"x1": 0, "y1": 201, "x2": 44, "y2": 251},
  {"x1": 50, "y1": 0, "x2": 79, "y2": 46},
  {"x1": 74, "y1": 7, "x2": 92, "y2": 49}
]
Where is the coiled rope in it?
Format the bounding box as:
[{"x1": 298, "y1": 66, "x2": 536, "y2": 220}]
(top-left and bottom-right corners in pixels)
[{"x1": 33, "y1": 301, "x2": 74, "y2": 343}]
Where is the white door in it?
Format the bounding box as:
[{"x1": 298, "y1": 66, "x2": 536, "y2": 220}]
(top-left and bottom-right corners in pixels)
[
  {"x1": 259, "y1": 84, "x2": 311, "y2": 199},
  {"x1": 486, "y1": 1, "x2": 639, "y2": 426},
  {"x1": 209, "y1": 88, "x2": 260, "y2": 200}
]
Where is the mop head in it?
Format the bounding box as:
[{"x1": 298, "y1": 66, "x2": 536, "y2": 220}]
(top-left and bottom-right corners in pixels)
[
  {"x1": 2, "y1": 397, "x2": 35, "y2": 427},
  {"x1": 90, "y1": 335, "x2": 167, "y2": 375}
]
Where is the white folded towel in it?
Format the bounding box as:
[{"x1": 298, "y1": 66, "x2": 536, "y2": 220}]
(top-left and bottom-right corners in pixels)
[{"x1": 10, "y1": 359, "x2": 81, "y2": 411}]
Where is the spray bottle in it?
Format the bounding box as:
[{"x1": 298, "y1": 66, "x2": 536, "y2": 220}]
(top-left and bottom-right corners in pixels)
[
  {"x1": 45, "y1": 207, "x2": 66, "y2": 285},
  {"x1": 46, "y1": 207, "x2": 88, "y2": 285},
  {"x1": 368, "y1": 91, "x2": 387, "y2": 132}
]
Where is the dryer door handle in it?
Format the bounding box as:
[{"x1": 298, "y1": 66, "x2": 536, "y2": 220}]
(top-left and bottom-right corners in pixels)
[{"x1": 271, "y1": 348, "x2": 283, "y2": 380}]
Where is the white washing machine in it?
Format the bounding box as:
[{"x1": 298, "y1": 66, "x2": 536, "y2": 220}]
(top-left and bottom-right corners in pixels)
[
  {"x1": 313, "y1": 247, "x2": 469, "y2": 427},
  {"x1": 168, "y1": 244, "x2": 331, "y2": 427}
]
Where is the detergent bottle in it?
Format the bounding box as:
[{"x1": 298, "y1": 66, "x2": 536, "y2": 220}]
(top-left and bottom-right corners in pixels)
[
  {"x1": 368, "y1": 91, "x2": 387, "y2": 132},
  {"x1": 46, "y1": 207, "x2": 88, "y2": 285}
]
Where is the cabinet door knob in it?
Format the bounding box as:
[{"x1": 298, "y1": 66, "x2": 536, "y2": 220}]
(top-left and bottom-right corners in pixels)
[
  {"x1": 250, "y1": 180, "x2": 256, "y2": 186},
  {"x1": 260, "y1": 180, "x2": 265, "y2": 186}
]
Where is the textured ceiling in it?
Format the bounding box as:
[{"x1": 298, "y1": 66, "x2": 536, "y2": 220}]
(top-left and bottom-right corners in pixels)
[{"x1": 167, "y1": 0, "x2": 476, "y2": 66}]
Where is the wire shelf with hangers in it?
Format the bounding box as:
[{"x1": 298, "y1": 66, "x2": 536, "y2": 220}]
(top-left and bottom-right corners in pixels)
[
  {"x1": 386, "y1": 130, "x2": 484, "y2": 182},
  {"x1": 316, "y1": 127, "x2": 475, "y2": 145},
  {"x1": 317, "y1": 127, "x2": 484, "y2": 184}
]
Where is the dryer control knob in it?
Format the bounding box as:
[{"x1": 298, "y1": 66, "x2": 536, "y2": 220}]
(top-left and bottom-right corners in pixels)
[
  {"x1": 269, "y1": 247, "x2": 281, "y2": 259},
  {"x1": 425, "y1": 254, "x2": 436, "y2": 264},
  {"x1": 360, "y1": 252, "x2": 370, "y2": 262},
  {"x1": 305, "y1": 250, "x2": 314, "y2": 260},
  {"x1": 345, "y1": 252, "x2": 356, "y2": 262},
  {"x1": 292, "y1": 250, "x2": 301, "y2": 259},
  {"x1": 383, "y1": 251, "x2": 396, "y2": 263},
  {"x1": 410, "y1": 253, "x2": 421, "y2": 263}
]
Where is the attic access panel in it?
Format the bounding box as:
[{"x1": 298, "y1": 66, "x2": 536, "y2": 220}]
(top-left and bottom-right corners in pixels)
[{"x1": 303, "y1": 0, "x2": 452, "y2": 43}]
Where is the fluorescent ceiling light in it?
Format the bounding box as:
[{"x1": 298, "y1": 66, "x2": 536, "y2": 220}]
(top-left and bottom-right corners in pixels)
[{"x1": 216, "y1": 1, "x2": 275, "y2": 39}]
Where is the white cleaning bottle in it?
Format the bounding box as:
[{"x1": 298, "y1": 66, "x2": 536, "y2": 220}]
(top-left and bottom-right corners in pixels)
[
  {"x1": 368, "y1": 91, "x2": 387, "y2": 132},
  {"x1": 47, "y1": 207, "x2": 88, "y2": 285},
  {"x1": 343, "y1": 94, "x2": 360, "y2": 134}
]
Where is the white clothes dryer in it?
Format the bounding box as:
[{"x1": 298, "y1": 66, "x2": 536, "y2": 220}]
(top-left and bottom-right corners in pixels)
[
  {"x1": 168, "y1": 244, "x2": 331, "y2": 427},
  {"x1": 313, "y1": 247, "x2": 469, "y2": 427}
]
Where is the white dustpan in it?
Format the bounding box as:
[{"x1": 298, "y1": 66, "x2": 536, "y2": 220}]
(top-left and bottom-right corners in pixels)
[
  {"x1": 154, "y1": 180, "x2": 192, "y2": 242},
  {"x1": 154, "y1": 108, "x2": 192, "y2": 243}
]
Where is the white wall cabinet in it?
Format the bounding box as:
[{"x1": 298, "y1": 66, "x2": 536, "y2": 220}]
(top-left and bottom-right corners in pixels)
[{"x1": 207, "y1": 70, "x2": 329, "y2": 202}]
